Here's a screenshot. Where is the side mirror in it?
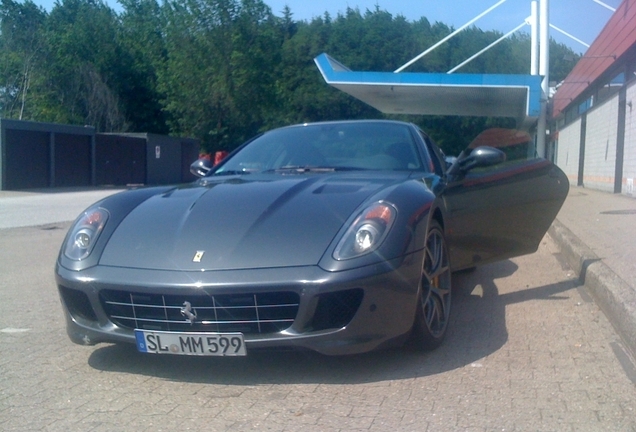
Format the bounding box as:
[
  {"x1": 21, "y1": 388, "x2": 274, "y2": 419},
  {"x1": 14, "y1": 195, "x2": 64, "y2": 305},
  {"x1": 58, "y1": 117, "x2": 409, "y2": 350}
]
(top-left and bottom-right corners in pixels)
[
  {"x1": 446, "y1": 146, "x2": 506, "y2": 177},
  {"x1": 190, "y1": 158, "x2": 213, "y2": 177},
  {"x1": 459, "y1": 146, "x2": 506, "y2": 172}
]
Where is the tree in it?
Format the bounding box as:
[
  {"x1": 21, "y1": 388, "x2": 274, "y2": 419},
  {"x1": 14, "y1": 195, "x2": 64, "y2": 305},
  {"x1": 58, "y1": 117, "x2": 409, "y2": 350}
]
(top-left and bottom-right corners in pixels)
[
  {"x1": 43, "y1": 0, "x2": 126, "y2": 130},
  {"x1": 0, "y1": 0, "x2": 47, "y2": 119},
  {"x1": 118, "y1": 0, "x2": 169, "y2": 133},
  {"x1": 0, "y1": 0, "x2": 580, "y2": 154},
  {"x1": 158, "y1": 0, "x2": 283, "y2": 152}
]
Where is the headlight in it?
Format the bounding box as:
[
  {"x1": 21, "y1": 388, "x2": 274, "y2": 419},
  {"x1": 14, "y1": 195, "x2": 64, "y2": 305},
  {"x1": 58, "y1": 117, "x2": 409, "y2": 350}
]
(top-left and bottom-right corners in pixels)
[
  {"x1": 64, "y1": 208, "x2": 109, "y2": 261},
  {"x1": 333, "y1": 202, "x2": 396, "y2": 260}
]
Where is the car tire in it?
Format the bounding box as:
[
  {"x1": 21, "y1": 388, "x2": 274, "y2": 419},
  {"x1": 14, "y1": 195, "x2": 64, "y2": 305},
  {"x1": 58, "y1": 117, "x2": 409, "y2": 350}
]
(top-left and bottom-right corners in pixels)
[{"x1": 410, "y1": 220, "x2": 452, "y2": 351}]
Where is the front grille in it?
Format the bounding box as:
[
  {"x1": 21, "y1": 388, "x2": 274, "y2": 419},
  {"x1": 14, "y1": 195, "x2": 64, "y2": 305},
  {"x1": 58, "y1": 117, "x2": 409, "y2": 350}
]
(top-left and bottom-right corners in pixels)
[{"x1": 100, "y1": 290, "x2": 300, "y2": 334}]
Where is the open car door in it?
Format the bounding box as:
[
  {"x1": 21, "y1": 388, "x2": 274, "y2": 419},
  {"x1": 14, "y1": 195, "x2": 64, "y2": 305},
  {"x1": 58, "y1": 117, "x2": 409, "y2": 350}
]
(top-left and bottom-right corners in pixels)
[{"x1": 440, "y1": 129, "x2": 569, "y2": 271}]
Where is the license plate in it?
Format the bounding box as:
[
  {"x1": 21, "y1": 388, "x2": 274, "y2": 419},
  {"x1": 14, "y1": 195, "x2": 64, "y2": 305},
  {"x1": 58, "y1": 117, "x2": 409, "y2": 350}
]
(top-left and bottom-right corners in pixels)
[{"x1": 134, "y1": 330, "x2": 246, "y2": 356}]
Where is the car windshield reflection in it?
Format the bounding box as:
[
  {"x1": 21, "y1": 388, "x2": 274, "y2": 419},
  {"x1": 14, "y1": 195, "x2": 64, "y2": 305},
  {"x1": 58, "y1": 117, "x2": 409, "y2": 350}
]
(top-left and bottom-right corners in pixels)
[{"x1": 213, "y1": 122, "x2": 430, "y2": 175}]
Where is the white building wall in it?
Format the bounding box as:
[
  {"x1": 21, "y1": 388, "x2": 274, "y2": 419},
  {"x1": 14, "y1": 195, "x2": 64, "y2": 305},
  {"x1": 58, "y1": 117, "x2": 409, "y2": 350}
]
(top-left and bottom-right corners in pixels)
[
  {"x1": 583, "y1": 95, "x2": 619, "y2": 192},
  {"x1": 623, "y1": 82, "x2": 636, "y2": 196},
  {"x1": 555, "y1": 118, "x2": 581, "y2": 185}
]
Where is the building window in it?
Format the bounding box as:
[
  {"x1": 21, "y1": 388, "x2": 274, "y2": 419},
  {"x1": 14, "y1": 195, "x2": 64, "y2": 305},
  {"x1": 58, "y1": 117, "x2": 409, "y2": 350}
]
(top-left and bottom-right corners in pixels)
[
  {"x1": 627, "y1": 59, "x2": 635, "y2": 83},
  {"x1": 597, "y1": 72, "x2": 625, "y2": 103},
  {"x1": 565, "y1": 106, "x2": 577, "y2": 124},
  {"x1": 578, "y1": 96, "x2": 593, "y2": 114}
]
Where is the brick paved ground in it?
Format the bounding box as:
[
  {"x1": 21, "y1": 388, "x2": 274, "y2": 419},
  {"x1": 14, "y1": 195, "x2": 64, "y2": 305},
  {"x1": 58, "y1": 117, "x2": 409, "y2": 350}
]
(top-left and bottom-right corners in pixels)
[{"x1": 1, "y1": 223, "x2": 635, "y2": 431}]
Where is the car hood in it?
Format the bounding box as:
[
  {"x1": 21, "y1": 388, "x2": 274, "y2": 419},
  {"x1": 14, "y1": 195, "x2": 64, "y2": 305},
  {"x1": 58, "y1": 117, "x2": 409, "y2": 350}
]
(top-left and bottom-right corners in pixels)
[{"x1": 99, "y1": 172, "x2": 408, "y2": 271}]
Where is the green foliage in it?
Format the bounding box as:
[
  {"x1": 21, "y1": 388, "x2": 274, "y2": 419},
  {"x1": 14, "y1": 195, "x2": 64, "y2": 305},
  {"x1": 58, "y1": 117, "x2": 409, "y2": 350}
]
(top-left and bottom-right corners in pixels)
[
  {"x1": 550, "y1": 40, "x2": 581, "y2": 83},
  {"x1": 157, "y1": 0, "x2": 284, "y2": 151},
  {"x1": 118, "y1": 0, "x2": 169, "y2": 133},
  {"x1": 0, "y1": 0, "x2": 47, "y2": 119},
  {"x1": 0, "y1": 0, "x2": 580, "y2": 155},
  {"x1": 411, "y1": 115, "x2": 517, "y2": 157}
]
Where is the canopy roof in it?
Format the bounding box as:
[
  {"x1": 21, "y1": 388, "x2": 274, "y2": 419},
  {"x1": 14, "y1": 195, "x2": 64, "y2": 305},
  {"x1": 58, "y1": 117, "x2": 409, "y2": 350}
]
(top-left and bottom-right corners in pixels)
[
  {"x1": 314, "y1": 53, "x2": 542, "y2": 128},
  {"x1": 552, "y1": 1, "x2": 636, "y2": 117}
]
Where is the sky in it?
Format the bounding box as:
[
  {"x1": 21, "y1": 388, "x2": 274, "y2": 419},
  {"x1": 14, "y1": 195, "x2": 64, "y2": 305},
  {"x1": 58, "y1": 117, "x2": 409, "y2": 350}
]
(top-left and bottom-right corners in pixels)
[
  {"x1": 265, "y1": 0, "x2": 622, "y2": 54},
  {"x1": 31, "y1": 0, "x2": 622, "y2": 54}
]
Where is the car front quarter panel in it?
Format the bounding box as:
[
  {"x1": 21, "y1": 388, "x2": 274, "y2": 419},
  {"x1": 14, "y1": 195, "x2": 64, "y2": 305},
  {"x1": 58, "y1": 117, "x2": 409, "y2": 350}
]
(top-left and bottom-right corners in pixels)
[
  {"x1": 57, "y1": 186, "x2": 175, "y2": 272},
  {"x1": 318, "y1": 178, "x2": 437, "y2": 272}
]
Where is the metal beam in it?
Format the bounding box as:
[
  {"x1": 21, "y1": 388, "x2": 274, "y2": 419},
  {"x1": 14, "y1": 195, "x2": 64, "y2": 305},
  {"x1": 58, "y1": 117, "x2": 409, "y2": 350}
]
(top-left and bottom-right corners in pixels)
[
  {"x1": 536, "y1": 0, "x2": 549, "y2": 158},
  {"x1": 448, "y1": 20, "x2": 528, "y2": 74},
  {"x1": 394, "y1": 0, "x2": 509, "y2": 73}
]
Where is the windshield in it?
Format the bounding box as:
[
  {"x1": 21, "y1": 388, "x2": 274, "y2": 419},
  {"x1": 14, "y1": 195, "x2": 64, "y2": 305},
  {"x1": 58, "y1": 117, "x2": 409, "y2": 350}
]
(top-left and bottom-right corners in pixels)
[{"x1": 214, "y1": 122, "x2": 428, "y2": 175}]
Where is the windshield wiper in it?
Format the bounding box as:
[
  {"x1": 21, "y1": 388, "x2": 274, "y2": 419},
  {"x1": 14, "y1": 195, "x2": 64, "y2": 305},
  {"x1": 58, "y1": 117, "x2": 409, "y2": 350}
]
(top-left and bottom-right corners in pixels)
[
  {"x1": 265, "y1": 166, "x2": 367, "y2": 173},
  {"x1": 330, "y1": 166, "x2": 368, "y2": 171},
  {"x1": 211, "y1": 170, "x2": 252, "y2": 176}
]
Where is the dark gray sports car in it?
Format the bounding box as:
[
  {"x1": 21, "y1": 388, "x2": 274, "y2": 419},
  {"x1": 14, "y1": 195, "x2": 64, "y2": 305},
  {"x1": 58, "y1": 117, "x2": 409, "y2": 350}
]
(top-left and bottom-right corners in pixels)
[{"x1": 56, "y1": 120, "x2": 568, "y2": 356}]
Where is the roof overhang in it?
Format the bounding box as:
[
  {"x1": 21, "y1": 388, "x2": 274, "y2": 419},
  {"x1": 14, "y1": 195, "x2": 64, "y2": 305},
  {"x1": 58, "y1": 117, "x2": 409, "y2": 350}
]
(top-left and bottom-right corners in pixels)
[
  {"x1": 314, "y1": 53, "x2": 542, "y2": 128},
  {"x1": 552, "y1": 1, "x2": 635, "y2": 117}
]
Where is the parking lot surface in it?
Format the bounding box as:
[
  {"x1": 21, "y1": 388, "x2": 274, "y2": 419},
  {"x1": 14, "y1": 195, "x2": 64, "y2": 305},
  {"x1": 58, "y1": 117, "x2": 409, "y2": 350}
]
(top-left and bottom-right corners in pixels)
[{"x1": 1, "y1": 219, "x2": 635, "y2": 431}]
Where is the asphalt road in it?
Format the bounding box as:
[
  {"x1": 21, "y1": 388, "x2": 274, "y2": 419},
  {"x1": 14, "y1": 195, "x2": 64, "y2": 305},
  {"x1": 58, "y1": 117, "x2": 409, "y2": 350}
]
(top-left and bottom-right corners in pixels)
[
  {"x1": 0, "y1": 188, "x2": 124, "y2": 229},
  {"x1": 1, "y1": 206, "x2": 636, "y2": 430}
]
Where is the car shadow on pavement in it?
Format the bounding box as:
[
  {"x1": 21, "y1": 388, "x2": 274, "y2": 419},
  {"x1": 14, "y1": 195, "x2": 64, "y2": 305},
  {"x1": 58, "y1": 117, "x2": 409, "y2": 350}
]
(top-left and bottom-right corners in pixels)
[{"x1": 87, "y1": 259, "x2": 581, "y2": 385}]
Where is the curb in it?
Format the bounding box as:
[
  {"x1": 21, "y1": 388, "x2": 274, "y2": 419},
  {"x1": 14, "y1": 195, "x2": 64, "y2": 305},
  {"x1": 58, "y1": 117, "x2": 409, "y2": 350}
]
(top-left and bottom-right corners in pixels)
[{"x1": 548, "y1": 219, "x2": 636, "y2": 359}]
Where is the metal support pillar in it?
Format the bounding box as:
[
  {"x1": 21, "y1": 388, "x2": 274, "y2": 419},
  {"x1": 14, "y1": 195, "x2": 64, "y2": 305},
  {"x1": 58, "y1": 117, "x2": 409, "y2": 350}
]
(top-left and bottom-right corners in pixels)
[
  {"x1": 529, "y1": 1, "x2": 539, "y2": 158},
  {"x1": 49, "y1": 132, "x2": 56, "y2": 187},
  {"x1": 536, "y1": 0, "x2": 550, "y2": 158},
  {"x1": 530, "y1": 1, "x2": 539, "y2": 75}
]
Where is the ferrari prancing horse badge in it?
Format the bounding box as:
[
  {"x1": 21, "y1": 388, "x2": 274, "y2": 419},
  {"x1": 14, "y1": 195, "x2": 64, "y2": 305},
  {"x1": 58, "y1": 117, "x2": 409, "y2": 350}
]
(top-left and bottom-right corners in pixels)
[{"x1": 193, "y1": 251, "x2": 205, "y2": 262}]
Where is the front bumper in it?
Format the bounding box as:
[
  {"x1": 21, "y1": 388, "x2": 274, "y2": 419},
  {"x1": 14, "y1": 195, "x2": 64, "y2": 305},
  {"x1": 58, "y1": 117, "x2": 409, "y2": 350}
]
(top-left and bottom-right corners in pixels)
[{"x1": 56, "y1": 252, "x2": 423, "y2": 356}]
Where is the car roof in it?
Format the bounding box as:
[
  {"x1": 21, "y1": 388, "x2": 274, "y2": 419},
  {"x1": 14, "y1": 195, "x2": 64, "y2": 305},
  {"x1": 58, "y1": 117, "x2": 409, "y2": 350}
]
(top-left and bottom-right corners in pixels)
[{"x1": 275, "y1": 119, "x2": 415, "y2": 130}]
